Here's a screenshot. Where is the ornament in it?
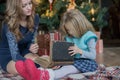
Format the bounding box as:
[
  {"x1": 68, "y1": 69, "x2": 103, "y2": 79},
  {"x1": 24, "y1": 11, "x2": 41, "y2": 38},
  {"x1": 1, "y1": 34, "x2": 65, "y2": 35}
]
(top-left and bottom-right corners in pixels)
[
  {"x1": 48, "y1": 0, "x2": 53, "y2": 4},
  {"x1": 35, "y1": 0, "x2": 40, "y2": 4},
  {"x1": 48, "y1": 0, "x2": 53, "y2": 11},
  {"x1": 71, "y1": 0, "x2": 75, "y2": 4},
  {"x1": 67, "y1": 0, "x2": 76, "y2": 11}
]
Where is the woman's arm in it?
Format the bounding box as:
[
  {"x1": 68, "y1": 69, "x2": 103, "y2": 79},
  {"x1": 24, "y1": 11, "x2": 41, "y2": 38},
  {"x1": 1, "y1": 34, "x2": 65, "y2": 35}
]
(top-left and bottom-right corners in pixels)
[
  {"x1": 4, "y1": 23, "x2": 26, "y2": 61},
  {"x1": 6, "y1": 31, "x2": 26, "y2": 61}
]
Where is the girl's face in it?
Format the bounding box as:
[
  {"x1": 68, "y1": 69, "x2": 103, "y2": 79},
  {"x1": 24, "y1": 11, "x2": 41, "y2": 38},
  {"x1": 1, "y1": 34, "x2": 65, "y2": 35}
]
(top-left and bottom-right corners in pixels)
[
  {"x1": 21, "y1": 0, "x2": 32, "y2": 16},
  {"x1": 65, "y1": 25, "x2": 74, "y2": 37}
]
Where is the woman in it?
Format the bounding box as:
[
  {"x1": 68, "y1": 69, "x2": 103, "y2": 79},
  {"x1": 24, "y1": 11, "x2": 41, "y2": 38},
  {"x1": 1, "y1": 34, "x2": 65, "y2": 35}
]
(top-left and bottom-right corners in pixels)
[{"x1": 0, "y1": 0, "x2": 40, "y2": 75}]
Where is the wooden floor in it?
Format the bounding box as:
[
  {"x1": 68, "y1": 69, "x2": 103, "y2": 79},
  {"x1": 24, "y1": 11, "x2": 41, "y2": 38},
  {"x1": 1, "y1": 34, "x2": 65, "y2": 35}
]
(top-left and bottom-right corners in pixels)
[
  {"x1": 103, "y1": 39, "x2": 120, "y2": 47},
  {"x1": 103, "y1": 47, "x2": 120, "y2": 66}
]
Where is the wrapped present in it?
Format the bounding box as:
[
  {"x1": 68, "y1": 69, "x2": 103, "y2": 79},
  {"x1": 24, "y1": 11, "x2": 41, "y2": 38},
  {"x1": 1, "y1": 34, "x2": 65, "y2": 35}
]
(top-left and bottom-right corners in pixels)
[
  {"x1": 37, "y1": 31, "x2": 62, "y2": 56},
  {"x1": 96, "y1": 39, "x2": 104, "y2": 64},
  {"x1": 96, "y1": 39, "x2": 103, "y2": 54},
  {"x1": 37, "y1": 34, "x2": 50, "y2": 56},
  {"x1": 95, "y1": 32, "x2": 101, "y2": 40},
  {"x1": 49, "y1": 31, "x2": 61, "y2": 41}
]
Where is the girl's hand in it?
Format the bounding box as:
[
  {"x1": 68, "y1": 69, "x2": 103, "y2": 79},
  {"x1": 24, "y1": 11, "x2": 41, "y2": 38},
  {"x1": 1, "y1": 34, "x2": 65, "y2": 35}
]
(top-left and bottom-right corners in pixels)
[
  {"x1": 29, "y1": 43, "x2": 39, "y2": 54},
  {"x1": 68, "y1": 45, "x2": 82, "y2": 56}
]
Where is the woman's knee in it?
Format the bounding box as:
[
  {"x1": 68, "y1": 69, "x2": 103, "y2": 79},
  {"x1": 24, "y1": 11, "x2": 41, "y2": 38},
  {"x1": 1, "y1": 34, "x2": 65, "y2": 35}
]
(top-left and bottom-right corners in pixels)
[{"x1": 6, "y1": 60, "x2": 18, "y2": 75}]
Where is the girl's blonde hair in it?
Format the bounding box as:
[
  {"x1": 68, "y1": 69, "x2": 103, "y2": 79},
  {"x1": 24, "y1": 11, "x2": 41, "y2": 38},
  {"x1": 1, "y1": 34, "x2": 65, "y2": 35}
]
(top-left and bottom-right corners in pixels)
[
  {"x1": 5, "y1": 0, "x2": 37, "y2": 41},
  {"x1": 59, "y1": 9, "x2": 95, "y2": 38}
]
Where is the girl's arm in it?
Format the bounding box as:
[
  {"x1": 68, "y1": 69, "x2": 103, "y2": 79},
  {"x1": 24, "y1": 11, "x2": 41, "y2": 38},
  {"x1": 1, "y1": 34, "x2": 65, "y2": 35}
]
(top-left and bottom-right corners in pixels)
[
  {"x1": 81, "y1": 38, "x2": 97, "y2": 59},
  {"x1": 68, "y1": 38, "x2": 97, "y2": 60}
]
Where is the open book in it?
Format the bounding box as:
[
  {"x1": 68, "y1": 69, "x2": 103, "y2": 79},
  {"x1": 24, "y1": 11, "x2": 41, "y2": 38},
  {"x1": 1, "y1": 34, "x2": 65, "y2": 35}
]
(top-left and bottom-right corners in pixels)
[
  {"x1": 34, "y1": 55, "x2": 51, "y2": 68},
  {"x1": 50, "y1": 41, "x2": 74, "y2": 61}
]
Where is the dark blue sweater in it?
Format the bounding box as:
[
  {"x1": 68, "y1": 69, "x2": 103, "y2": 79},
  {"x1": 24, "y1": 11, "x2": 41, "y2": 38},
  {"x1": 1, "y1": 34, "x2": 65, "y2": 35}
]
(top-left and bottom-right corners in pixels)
[{"x1": 0, "y1": 14, "x2": 39, "y2": 62}]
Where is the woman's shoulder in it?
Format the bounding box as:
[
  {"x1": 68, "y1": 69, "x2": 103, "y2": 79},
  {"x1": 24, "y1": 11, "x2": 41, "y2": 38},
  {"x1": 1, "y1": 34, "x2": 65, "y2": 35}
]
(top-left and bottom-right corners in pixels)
[
  {"x1": 1, "y1": 22, "x2": 8, "y2": 32},
  {"x1": 34, "y1": 14, "x2": 40, "y2": 26},
  {"x1": 0, "y1": 22, "x2": 8, "y2": 41}
]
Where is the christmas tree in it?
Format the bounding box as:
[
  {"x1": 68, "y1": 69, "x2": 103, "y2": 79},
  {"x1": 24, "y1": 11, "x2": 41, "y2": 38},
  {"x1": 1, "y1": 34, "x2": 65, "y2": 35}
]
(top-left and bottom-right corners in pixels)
[
  {"x1": 35, "y1": 0, "x2": 108, "y2": 32},
  {"x1": 76, "y1": 1, "x2": 108, "y2": 32},
  {"x1": 36, "y1": 0, "x2": 69, "y2": 31}
]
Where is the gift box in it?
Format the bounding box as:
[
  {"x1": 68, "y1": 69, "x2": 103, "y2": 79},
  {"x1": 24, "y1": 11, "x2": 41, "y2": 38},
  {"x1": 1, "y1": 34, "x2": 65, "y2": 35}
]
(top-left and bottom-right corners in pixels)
[
  {"x1": 37, "y1": 34, "x2": 50, "y2": 56},
  {"x1": 49, "y1": 31, "x2": 61, "y2": 41},
  {"x1": 96, "y1": 39, "x2": 103, "y2": 54},
  {"x1": 96, "y1": 39, "x2": 104, "y2": 64},
  {"x1": 37, "y1": 31, "x2": 61, "y2": 56}
]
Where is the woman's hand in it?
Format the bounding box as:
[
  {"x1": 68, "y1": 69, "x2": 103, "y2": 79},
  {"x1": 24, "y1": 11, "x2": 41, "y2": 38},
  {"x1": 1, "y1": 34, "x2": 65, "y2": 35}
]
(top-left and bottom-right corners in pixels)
[
  {"x1": 29, "y1": 43, "x2": 39, "y2": 54},
  {"x1": 68, "y1": 45, "x2": 82, "y2": 56}
]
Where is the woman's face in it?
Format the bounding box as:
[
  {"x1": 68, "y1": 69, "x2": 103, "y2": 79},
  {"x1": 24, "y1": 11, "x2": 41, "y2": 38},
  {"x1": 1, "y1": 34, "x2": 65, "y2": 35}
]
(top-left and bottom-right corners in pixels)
[{"x1": 21, "y1": 0, "x2": 32, "y2": 16}]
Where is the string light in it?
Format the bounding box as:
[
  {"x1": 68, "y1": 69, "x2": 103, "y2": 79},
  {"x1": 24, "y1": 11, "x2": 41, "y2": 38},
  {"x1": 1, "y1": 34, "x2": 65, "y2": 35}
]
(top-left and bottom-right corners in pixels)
[
  {"x1": 91, "y1": 7, "x2": 95, "y2": 15},
  {"x1": 67, "y1": 0, "x2": 76, "y2": 10},
  {"x1": 88, "y1": 0, "x2": 91, "y2": 3},
  {"x1": 92, "y1": 17, "x2": 95, "y2": 21},
  {"x1": 35, "y1": 0, "x2": 41, "y2": 4}
]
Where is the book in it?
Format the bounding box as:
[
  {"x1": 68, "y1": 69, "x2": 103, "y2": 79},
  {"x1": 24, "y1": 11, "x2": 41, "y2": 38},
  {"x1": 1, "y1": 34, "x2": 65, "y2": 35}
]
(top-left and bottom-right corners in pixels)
[
  {"x1": 34, "y1": 55, "x2": 51, "y2": 68},
  {"x1": 50, "y1": 41, "x2": 74, "y2": 61}
]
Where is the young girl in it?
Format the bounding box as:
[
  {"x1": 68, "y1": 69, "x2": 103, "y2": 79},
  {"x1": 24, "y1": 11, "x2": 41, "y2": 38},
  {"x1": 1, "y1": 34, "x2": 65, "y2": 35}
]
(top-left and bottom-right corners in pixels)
[{"x1": 53, "y1": 9, "x2": 98, "y2": 79}]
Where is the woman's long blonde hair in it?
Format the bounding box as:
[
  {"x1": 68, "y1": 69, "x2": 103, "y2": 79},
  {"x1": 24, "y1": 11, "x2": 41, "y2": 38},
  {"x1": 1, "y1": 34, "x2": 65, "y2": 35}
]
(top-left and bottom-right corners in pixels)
[
  {"x1": 5, "y1": 0, "x2": 37, "y2": 41},
  {"x1": 59, "y1": 9, "x2": 95, "y2": 38}
]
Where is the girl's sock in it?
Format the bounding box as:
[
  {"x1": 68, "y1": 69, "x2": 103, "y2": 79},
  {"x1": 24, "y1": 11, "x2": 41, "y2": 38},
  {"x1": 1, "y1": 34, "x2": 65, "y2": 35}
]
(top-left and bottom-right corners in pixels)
[
  {"x1": 38, "y1": 68, "x2": 55, "y2": 80},
  {"x1": 54, "y1": 65, "x2": 79, "y2": 79}
]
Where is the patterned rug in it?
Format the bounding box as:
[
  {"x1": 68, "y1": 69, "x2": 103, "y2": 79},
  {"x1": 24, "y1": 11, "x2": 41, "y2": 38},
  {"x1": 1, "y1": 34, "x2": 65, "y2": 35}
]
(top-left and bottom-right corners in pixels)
[
  {"x1": 0, "y1": 65, "x2": 120, "y2": 80},
  {"x1": 0, "y1": 66, "x2": 23, "y2": 80}
]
